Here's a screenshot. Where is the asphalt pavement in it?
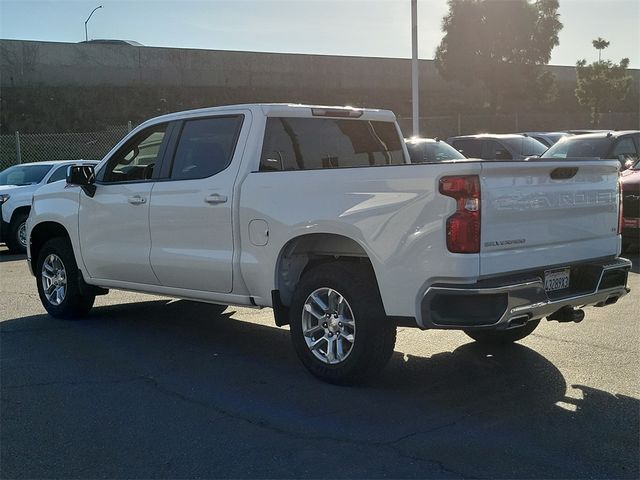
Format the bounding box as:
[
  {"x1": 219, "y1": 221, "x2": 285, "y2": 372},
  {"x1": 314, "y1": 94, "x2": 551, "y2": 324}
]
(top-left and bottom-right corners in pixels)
[{"x1": 1, "y1": 247, "x2": 638, "y2": 479}]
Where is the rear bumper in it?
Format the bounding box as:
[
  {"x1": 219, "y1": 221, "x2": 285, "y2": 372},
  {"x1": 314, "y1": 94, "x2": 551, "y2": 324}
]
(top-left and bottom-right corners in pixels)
[{"x1": 420, "y1": 257, "x2": 631, "y2": 330}]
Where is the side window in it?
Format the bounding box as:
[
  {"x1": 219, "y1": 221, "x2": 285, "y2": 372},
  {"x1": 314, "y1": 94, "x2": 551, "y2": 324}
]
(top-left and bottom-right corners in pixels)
[
  {"x1": 259, "y1": 118, "x2": 404, "y2": 171},
  {"x1": 452, "y1": 139, "x2": 481, "y2": 158},
  {"x1": 482, "y1": 141, "x2": 512, "y2": 160},
  {"x1": 47, "y1": 165, "x2": 70, "y2": 183},
  {"x1": 611, "y1": 138, "x2": 638, "y2": 164},
  {"x1": 170, "y1": 116, "x2": 244, "y2": 180},
  {"x1": 102, "y1": 124, "x2": 168, "y2": 183}
]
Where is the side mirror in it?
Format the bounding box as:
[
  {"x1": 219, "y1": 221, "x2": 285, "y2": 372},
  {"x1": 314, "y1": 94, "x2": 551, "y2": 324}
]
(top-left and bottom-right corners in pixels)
[{"x1": 67, "y1": 165, "x2": 97, "y2": 197}]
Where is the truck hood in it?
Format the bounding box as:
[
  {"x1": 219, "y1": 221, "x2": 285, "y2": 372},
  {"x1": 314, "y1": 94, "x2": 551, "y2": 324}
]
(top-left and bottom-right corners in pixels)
[{"x1": 0, "y1": 184, "x2": 31, "y2": 193}]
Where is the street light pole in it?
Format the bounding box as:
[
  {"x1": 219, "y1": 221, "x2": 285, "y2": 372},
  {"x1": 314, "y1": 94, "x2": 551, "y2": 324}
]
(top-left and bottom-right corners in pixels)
[
  {"x1": 411, "y1": 0, "x2": 419, "y2": 137},
  {"x1": 84, "y1": 5, "x2": 103, "y2": 42}
]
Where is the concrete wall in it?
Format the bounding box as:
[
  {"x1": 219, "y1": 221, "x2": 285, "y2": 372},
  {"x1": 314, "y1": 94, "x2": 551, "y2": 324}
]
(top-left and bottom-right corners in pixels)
[
  {"x1": 1, "y1": 39, "x2": 638, "y2": 134},
  {"x1": 1, "y1": 39, "x2": 442, "y2": 90}
]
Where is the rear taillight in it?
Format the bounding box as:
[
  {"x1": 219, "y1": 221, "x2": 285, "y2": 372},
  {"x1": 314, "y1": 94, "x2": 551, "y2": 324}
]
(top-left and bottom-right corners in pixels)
[
  {"x1": 618, "y1": 178, "x2": 623, "y2": 235},
  {"x1": 439, "y1": 175, "x2": 481, "y2": 253}
]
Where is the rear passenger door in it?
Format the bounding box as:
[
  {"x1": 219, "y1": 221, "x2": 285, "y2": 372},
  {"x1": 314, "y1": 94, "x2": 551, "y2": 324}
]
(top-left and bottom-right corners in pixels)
[{"x1": 148, "y1": 112, "x2": 249, "y2": 293}]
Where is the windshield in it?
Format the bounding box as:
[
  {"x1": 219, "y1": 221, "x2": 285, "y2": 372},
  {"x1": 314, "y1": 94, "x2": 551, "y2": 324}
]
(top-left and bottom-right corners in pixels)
[
  {"x1": 0, "y1": 164, "x2": 53, "y2": 185},
  {"x1": 406, "y1": 141, "x2": 465, "y2": 163},
  {"x1": 502, "y1": 137, "x2": 547, "y2": 156},
  {"x1": 542, "y1": 137, "x2": 612, "y2": 159}
]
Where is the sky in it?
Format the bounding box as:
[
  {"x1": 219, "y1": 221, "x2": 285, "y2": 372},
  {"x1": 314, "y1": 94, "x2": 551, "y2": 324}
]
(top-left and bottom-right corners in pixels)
[{"x1": 1, "y1": 0, "x2": 638, "y2": 68}]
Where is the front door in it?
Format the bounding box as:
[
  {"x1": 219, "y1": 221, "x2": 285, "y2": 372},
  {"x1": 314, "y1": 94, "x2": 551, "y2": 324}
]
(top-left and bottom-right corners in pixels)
[
  {"x1": 79, "y1": 123, "x2": 170, "y2": 284},
  {"x1": 149, "y1": 113, "x2": 249, "y2": 293}
]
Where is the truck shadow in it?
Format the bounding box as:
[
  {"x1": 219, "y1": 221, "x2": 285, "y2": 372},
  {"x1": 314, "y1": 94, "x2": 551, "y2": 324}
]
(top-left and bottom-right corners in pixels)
[
  {"x1": 0, "y1": 249, "x2": 25, "y2": 263},
  {"x1": 1, "y1": 299, "x2": 638, "y2": 479}
]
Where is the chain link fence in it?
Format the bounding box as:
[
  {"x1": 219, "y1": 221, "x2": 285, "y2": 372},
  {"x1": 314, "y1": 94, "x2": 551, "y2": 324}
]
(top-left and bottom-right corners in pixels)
[{"x1": 0, "y1": 124, "x2": 132, "y2": 171}]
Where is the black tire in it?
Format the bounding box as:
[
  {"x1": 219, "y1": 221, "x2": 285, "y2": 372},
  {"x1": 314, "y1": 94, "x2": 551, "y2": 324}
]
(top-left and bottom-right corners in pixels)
[
  {"x1": 464, "y1": 319, "x2": 541, "y2": 345},
  {"x1": 289, "y1": 262, "x2": 396, "y2": 385},
  {"x1": 6, "y1": 212, "x2": 28, "y2": 253},
  {"x1": 36, "y1": 237, "x2": 95, "y2": 319}
]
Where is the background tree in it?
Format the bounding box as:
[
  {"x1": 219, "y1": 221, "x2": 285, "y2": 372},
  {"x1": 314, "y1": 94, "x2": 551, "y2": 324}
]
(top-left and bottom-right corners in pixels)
[
  {"x1": 592, "y1": 37, "x2": 610, "y2": 62},
  {"x1": 576, "y1": 39, "x2": 631, "y2": 126},
  {"x1": 434, "y1": 0, "x2": 563, "y2": 114}
]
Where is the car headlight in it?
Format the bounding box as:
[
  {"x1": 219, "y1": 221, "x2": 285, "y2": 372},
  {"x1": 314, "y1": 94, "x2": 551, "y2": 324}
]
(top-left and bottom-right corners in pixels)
[{"x1": 0, "y1": 194, "x2": 10, "y2": 205}]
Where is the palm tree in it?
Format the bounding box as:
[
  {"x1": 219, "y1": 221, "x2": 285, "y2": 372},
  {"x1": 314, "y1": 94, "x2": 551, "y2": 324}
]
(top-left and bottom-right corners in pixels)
[{"x1": 592, "y1": 37, "x2": 610, "y2": 62}]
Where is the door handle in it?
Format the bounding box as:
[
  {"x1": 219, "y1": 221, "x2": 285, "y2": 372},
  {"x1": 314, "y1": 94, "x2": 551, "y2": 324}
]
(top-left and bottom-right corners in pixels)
[
  {"x1": 205, "y1": 193, "x2": 228, "y2": 204},
  {"x1": 128, "y1": 195, "x2": 147, "y2": 205}
]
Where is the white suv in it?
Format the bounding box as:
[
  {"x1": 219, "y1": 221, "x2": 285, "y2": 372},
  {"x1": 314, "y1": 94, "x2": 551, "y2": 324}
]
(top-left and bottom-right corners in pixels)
[{"x1": 0, "y1": 160, "x2": 97, "y2": 253}]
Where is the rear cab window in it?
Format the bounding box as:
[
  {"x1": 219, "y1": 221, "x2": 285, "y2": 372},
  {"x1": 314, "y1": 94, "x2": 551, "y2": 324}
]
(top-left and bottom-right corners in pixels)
[{"x1": 259, "y1": 117, "x2": 405, "y2": 171}]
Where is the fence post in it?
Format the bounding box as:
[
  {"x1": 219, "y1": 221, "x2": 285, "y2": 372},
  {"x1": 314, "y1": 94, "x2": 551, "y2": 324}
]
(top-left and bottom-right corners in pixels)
[
  {"x1": 127, "y1": 121, "x2": 132, "y2": 133},
  {"x1": 15, "y1": 131, "x2": 22, "y2": 164},
  {"x1": 457, "y1": 113, "x2": 461, "y2": 135}
]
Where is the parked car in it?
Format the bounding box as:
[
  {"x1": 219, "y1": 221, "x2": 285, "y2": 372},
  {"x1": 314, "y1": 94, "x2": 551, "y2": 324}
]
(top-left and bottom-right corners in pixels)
[
  {"x1": 565, "y1": 129, "x2": 610, "y2": 135},
  {"x1": 80, "y1": 39, "x2": 143, "y2": 46},
  {"x1": 405, "y1": 137, "x2": 465, "y2": 163},
  {"x1": 540, "y1": 131, "x2": 640, "y2": 169},
  {"x1": 447, "y1": 134, "x2": 547, "y2": 160},
  {"x1": 621, "y1": 160, "x2": 640, "y2": 251},
  {"x1": 519, "y1": 131, "x2": 571, "y2": 147},
  {"x1": 27, "y1": 104, "x2": 630, "y2": 384},
  {"x1": 0, "y1": 160, "x2": 97, "y2": 253}
]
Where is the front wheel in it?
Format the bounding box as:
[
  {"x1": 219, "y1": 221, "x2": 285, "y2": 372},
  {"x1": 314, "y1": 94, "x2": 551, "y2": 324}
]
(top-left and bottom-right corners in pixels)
[
  {"x1": 36, "y1": 237, "x2": 95, "y2": 319},
  {"x1": 6, "y1": 212, "x2": 28, "y2": 253},
  {"x1": 464, "y1": 319, "x2": 540, "y2": 345},
  {"x1": 289, "y1": 262, "x2": 396, "y2": 385}
]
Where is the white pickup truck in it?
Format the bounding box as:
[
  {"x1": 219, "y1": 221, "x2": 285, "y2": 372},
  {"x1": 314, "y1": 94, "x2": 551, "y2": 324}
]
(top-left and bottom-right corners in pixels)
[{"x1": 26, "y1": 104, "x2": 631, "y2": 384}]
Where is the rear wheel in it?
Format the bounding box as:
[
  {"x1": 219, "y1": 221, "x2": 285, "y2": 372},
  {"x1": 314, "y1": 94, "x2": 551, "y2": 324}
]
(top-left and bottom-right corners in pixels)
[
  {"x1": 6, "y1": 212, "x2": 28, "y2": 253},
  {"x1": 289, "y1": 262, "x2": 396, "y2": 385},
  {"x1": 36, "y1": 237, "x2": 95, "y2": 319},
  {"x1": 464, "y1": 319, "x2": 540, "y2": 344}
]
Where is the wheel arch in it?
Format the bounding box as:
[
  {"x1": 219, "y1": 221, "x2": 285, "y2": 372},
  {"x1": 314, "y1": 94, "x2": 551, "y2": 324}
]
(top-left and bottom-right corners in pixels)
[
  {"x1": 273, "y1": 233, "x2": 382, "y2": 319},
  {"x1": 30, "y1": 221, "x2": 73, "y2": 271},
  {"x1": 10, "y1": 205, "x2": 30, "y2": 224}
]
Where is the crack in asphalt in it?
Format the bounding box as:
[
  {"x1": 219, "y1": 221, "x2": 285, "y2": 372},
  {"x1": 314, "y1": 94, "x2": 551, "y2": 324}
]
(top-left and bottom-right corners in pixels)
[
  {"x1": 2, "y1": 375, "x2": 149, "y2": 389},
  {"x1": 2, "y1": 373, "x2": 474, "y2": 478},
  {"x1": 0, "y1": 325, "x2": 77, "y2": 333},
  {"x1": 530, "y1": 333, "x2": 637, "y2": 354}
]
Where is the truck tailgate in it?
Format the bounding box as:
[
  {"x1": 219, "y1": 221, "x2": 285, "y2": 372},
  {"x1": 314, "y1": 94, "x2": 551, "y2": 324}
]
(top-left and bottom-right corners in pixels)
[{"x1": 480, "y1": 159, "x2": 620, "y2": 276}]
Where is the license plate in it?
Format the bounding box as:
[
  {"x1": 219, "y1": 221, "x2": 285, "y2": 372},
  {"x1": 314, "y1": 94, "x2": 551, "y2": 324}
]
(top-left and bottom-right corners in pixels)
[{"x1": 544, "y1": 268, "x2": 570, "y2": 292}]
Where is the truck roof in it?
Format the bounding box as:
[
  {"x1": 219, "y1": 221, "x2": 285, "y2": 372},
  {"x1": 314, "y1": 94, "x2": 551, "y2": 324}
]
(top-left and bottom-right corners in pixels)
[{"x1": 141, "y1": 103, "x2": 397, "y2": 127}]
